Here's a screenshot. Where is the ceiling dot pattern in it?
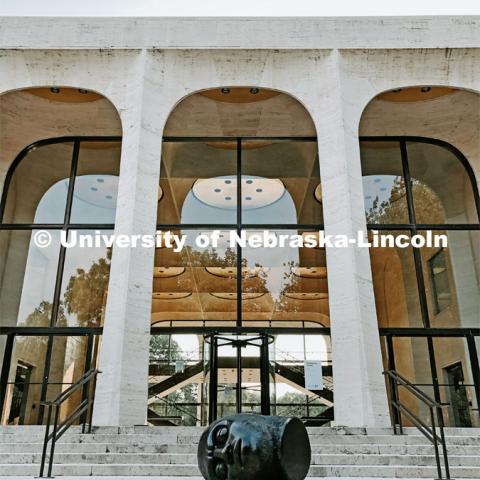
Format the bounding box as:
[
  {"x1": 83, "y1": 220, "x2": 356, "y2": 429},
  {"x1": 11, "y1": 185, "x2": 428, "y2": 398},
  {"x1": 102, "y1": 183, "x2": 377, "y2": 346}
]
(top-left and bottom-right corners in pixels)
[{"x1": 192, "y1": 175, "x2": 284, "y2": 210}]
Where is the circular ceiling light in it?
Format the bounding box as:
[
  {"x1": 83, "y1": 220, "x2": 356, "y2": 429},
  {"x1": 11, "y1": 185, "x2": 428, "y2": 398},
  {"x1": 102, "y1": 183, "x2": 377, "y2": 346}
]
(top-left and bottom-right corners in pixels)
[
  {"x1": 210, "y1": 292, "x2": 265, "y2": 300},
  {"x1": 221, "y1": 87, "x2": 230, "y2": 94},
  {"x1": 153, "y1": 267, "x2": 185, "y2": 278},
  {"x1": 152, "y1": 292, "x2": 192, "y2": 299},
  {"x1": 284, "y1": 292, "x2": 328, "y2": 300},
  {"x1": 314, "y1": 184, "x2": 322, "y2": 203},
  {"x1": 205, "y1": 266, "x2": 267, "y2": 278},
  {"x1": 71, "y1": 175, "x2": 117, "y2": 209},
  {"x1": 193, "y1": 175, "x2": 284, "y2": 210},
  {"x1": 291, "y1": 266, "x2": 327, "y2": 279}
]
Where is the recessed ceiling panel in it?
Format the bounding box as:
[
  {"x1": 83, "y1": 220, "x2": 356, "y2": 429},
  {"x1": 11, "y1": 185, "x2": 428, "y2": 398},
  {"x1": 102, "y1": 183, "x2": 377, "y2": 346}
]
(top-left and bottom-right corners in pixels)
[{"x1": 192, "y1": 175, "x2": 284, "y2": 210}]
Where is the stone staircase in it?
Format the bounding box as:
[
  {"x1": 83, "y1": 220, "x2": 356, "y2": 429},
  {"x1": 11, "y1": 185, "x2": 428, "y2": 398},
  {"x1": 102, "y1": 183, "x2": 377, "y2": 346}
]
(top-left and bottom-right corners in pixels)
[{"x1": 1, "y1": 426, "x2": 480, "y2": 477}]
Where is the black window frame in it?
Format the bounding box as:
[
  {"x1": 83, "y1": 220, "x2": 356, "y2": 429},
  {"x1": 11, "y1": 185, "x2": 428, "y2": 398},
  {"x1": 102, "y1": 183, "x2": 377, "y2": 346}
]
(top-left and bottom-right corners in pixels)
[
  {"x1": 361, "y1": 135, "x2": 480, "y2": 425},
  {"x1": 0, "y1": 136, "x2": 122, "y2": 328},
  {"x1": 157, "y1": 136, "x2": 324, "y2": 329}
]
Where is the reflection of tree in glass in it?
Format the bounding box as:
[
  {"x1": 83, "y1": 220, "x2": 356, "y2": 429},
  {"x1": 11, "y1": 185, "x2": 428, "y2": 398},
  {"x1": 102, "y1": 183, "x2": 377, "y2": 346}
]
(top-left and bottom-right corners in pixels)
[
  {"x1": 366, "y1": 177, "x2": 444, "y2": 224},
  {"x1": 182, "y1": 245, "x2": 269, "y2": 294},
  {"x1": 22, "y1": 300, "x2": 67, "y2": 327},
  {"x1": 182, "y1": 246, "x2": 239, "y2": 267},
  {"x1": 149, "y1": 335, "x2": 198, "y2": 426},
  {"x1": 62, "y1": 249, "x2": 112, "y2": 326}
]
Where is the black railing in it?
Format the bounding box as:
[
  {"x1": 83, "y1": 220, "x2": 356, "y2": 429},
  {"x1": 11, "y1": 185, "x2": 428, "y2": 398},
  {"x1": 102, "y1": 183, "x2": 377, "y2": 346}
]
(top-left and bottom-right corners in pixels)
[
  {"x1": 39, "y1": 369, "x2": 100, "y2": 478},
  {"x1": 384, "y1": 370, "x2": 451, "y2": 480}
]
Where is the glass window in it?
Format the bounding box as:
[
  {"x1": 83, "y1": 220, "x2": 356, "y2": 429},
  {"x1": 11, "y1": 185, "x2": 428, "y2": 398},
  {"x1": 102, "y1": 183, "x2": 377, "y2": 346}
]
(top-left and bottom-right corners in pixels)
[
  {"x1": 419, "y1": 230, "x2": 480, "y2": 328},
  {"x1": 241, "y1": 230, "x2": 329, "y2": 327},
  {"x1": 360, "y1": 141, "x2": 408, "y2": 225},
  {"x1": 158, "y1": 142, "x2": 237, "y2": 225},
  {"x1": 1, "y1": 335, "x2": 49, "y2": 425},
  {"x1": 369, "y1": 231, "x2": 423, "y2": 328},
  {"x1": 407, "y1": 141, "x2": 479, "y2": 224},
  {"x1": 70, "y1": 141, "x2": 121, "y2": 224},
  {"x1": 58, "y1": 230, "x2": 113, "y2": 327},
  {"x1": 0, "y1": 137, "x2": 120, "y2": 330},
  {"x1": 2, "y1": 142, "x2": 73, "y2": 224},
  {"x1": 241, "y1": 140, "x2": 322, "y2": 225},
  {"x1": 433, "y1": 338, "x2": 479, "y2": 428},
  {"x1": 0, "y1": 230, "x2": 61, "y2": 327},
  {"x1": 152, "y1": 230, "x2": 238, "y2": 327}
]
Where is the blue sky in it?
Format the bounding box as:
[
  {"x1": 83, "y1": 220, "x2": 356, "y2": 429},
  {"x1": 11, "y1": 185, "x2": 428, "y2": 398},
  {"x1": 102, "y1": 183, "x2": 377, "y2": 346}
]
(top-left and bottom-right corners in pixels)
[{"x1": 0, "y1": 0, "x2": 478, "y2": 16}]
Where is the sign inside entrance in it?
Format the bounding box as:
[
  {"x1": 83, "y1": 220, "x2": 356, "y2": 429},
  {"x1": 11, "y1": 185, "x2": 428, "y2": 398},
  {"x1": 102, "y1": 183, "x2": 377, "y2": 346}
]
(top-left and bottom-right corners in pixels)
[
  {"x1": 304, "y1": 360, "x2": 323, "y2": 390},
  {"x1": 175, "y1": 360, "x2": 185, "y2": 374}
]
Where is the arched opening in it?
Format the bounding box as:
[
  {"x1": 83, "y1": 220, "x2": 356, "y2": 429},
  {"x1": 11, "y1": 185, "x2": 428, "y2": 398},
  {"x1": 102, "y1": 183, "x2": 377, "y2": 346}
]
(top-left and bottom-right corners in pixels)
[
  {"x1": 359, "y1": 86, "x2": 480, "y2": 428},
  {"x1": 149, "y1": 87, "x2": 332, "y2": 426},
  {"x1": 0, "y1": 87, "x2": 121, "y2": 425}
]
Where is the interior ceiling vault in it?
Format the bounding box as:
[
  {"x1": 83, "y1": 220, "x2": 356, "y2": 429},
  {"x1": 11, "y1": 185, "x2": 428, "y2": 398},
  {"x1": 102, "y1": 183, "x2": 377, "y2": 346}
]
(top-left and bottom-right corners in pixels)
[{"x1": 164, "y1": 88, "x2": 317, "y2": 137}]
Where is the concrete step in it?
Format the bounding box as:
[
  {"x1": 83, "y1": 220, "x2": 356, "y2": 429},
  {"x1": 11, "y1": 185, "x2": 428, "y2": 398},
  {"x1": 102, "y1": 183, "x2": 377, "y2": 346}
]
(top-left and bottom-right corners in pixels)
[
  {"x1": 1, "y1": 426, "x2": 479, "y2": 478},
  {"x1": 0, "y1": 463, "x2": 478, "y2": 478},
  {"x1": 1, "y1": 441, "x2": 480, "y2": 456},
  {"x1": 4, "y1": 432, "x2": 480, "y2": 446},
  {"x1": 1, "y1": 452, "x2": 479, "y2": 467}
]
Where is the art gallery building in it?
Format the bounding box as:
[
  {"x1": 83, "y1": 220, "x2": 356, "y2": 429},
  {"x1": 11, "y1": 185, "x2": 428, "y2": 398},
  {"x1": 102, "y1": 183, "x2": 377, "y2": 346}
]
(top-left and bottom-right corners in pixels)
[{"x1": 0, "y1": 16, "x2": 479, "y2": 433}]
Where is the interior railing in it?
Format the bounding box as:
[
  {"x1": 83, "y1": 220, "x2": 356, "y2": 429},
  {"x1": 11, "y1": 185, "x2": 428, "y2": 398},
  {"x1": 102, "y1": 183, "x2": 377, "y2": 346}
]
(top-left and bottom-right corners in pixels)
[
  {"x1": 39, "y1": 369, "x2": 100, "y2": 478},
  {"x1": 384, "y1": 369, "x2": 451, "y2": 480}
]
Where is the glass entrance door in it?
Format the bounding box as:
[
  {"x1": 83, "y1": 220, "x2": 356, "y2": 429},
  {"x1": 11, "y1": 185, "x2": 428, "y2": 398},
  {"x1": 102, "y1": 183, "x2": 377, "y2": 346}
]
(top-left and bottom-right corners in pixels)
[
  {"x1": 147, "y1": 332, "x2": 333, "y2": 426},
  {"x1": 207, "y1": 334, "x2": 272, "y2": 423}
]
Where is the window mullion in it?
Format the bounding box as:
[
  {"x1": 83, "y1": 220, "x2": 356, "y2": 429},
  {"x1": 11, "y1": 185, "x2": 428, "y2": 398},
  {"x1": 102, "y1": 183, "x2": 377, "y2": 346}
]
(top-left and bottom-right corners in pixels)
[{"x1": 236, "y1": 138, "x2": 242, "y2": 328}]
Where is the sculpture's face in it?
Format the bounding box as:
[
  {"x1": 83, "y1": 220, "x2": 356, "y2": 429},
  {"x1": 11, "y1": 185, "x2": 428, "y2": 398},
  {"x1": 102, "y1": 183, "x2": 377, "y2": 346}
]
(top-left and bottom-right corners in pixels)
[{"x1": 199, "y1": 415, "x2": 275, "y2": 480}]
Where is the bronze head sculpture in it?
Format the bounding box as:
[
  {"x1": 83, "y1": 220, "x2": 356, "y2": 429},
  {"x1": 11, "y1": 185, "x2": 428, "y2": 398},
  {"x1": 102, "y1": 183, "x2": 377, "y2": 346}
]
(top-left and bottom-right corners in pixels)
[{"x1": 197, "y1": 414, "x2": 311, "y2": 480}]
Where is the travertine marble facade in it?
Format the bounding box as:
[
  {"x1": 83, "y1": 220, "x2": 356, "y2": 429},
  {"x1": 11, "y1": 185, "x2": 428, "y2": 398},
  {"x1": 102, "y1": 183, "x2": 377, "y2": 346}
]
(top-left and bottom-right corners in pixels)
[{"x1": 0, "y1": 17, "x2": 479, "y2": 427}]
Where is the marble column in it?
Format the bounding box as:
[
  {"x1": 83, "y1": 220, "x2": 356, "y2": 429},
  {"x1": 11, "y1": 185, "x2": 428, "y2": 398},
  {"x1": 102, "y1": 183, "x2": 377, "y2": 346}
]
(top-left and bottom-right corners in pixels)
[
  {"x1": 313, "y1": 51, "x2": 390, "y2": 427},
  {"x1": 92, "y1": 53, "x2": 165, "y2": 426}
]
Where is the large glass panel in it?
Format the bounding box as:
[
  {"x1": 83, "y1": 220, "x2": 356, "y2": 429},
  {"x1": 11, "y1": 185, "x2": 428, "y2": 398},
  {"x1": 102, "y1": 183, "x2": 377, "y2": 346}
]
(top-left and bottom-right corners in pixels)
[
  {"x1": 151, "y1": 230, "x2": 238, "y2": 327},
  {"x1": 1, "y1": 336, "x2": 48, "y2": 425},
  {"x1": 239, "y1": 337, "x2": 262, "y2": 415},
  {"x1": 0, "y1": 230, "x2": 60, "y2": 327},
  {"x1": 70, "y1": 141, "x2": 121, "y2": 224},
  {"x1": 241, "y1": 230, "x2": 329, "y2": 327},
  {"x1": 215, "y1": 338, "x2": 239, "y2": 419},
  {"x1": 360, "y1": 141, "x2": 409, "y2": 225},
  {"x1": 241, "y1": 140, "x2": 322, "y2": 225},
  {"x1": 407, "y1": 141, "x2": 479, "y2": 224},
  {"x1": 148, "y1": 334, "x2": 203, "y2": 426},
  {"x1": 158, "y1": 141, "x2": 237, "y2": 225},
  {"x1": 433, "y1": 337, "x2": 479, "y2": 428},
  {"x1": 46, "y1": 336, "x2": 89, "y2": 423},
  {"x1": 271, "y1": 334, "x2": 332, "y2": 424},
  {"x1": 391, "y1": 337, "x2": 435, "y2": 427},
  {"x1": 2, "y1": 142, "x2": 73, "y2": 224},
  {"x1": 369, "y1": 231, "x2": 423, "y2": 328},
  {"x1": 418, "y1": 230, "x2": 480, "y2": 328},
  {"x1": 56, "y1": 230, "x2": 112, "y2": 327}
]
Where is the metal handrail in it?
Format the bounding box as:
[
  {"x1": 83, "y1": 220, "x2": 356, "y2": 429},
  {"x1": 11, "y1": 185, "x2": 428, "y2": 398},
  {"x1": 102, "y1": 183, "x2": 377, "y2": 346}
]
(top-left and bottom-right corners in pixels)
[
  {"x1": 384, "y1": 370, "x2": 451, "y2": 480},
  {"x1": 149, "y1": 393, "x2": 201, "y2": 424},
  {"x1": 39, "y1": 369, "x2": 100, "y2": 478}
]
